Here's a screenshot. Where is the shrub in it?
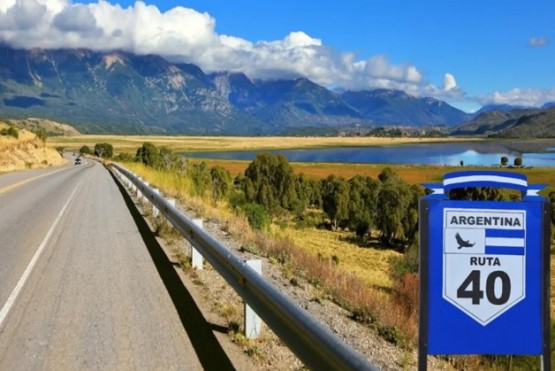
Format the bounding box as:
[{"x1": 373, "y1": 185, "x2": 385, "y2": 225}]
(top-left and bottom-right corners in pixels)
[
  {"x1": 94, "y1": 143, "x2": 113, "y2": 158},
  {"x1": 79, "y1": 145, "x2": 92, "y2": 155},
  {"x1": 1, "y1": 126, "x2": 19, "y2": 139},
  {"x1": 135, "y1": 142, "x2": 160, "y2": 168},
  {"x1": 242, "y1": 203, "x2": 269, "y2": 230},
  {"x1": 33, "y1": 128, "x2": 47, "y2": 142}
]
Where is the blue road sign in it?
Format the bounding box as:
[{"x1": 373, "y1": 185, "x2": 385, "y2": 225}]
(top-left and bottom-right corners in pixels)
[{"x1": 418, "y1": 171, "x2": 551, "y2": 369}]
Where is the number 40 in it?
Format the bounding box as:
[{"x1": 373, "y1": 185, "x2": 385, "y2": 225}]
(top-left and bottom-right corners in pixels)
[{"x1": 457, "y1": 270, "x2": 511, "y2": 305}]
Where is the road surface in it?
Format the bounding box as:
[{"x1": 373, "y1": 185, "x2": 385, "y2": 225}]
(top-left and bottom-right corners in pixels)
[{"x1": 0, "y1": 157, "x2": 206, "y2": 370}]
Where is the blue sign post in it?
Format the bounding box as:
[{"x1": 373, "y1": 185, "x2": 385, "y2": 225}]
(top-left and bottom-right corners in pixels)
[{"x1": 418, "y1": 171, "x2": 551, "y2": 370}]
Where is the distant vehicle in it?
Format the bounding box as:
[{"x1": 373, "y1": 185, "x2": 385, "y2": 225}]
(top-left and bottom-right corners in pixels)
[{"x1": 74, "y1": 158, "x2": 81, "y2": 165}]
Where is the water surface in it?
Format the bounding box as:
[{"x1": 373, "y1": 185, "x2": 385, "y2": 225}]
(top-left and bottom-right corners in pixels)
[{"x1": 184, "y1": 140, "x2": 555, "y2": 167}]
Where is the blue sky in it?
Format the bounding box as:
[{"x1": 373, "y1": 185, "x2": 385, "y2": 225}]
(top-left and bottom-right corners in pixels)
[{"x1": 1, "y1": 0, "x2": 553, "y2": 111}]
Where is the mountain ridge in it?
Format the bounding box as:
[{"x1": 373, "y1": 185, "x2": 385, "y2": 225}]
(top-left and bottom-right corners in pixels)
[{"x1": 0, "y1": 46, "x2": 488, "y2": 134}]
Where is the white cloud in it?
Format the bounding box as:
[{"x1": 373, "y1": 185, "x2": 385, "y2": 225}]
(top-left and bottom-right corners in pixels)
[
  {"x1": 0, "y1": 0, "x2": 444, "y2": 94},
  {"x1": 443, "y1": 73, "x2": 457, "y2": 91},
  {"x1": 528, "y1": 36, "x2": 548, "y2": 48},
  {"x1": 479, "y1": 88, "x2": 555, "y2": 107},
  {"x1": 4, "y1": 0, "x2": 520, "y2": 106}
]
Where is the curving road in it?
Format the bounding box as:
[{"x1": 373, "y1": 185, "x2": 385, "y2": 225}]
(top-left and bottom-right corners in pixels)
[{"x1": 0, "y1": 157, "x2": 204, "y2": 370}]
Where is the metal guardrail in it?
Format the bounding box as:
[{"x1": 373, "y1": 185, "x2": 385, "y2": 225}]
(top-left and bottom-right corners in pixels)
[{"x1": 111, "y1": 163, "x2": 378, "y2": 371}]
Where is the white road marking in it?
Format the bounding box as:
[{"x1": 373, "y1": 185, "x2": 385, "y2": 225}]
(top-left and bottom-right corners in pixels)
[{"x1": 0, "y1": 184, "x2": 81, "y2": 328}]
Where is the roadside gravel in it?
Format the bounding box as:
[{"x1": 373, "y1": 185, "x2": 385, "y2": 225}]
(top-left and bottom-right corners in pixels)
[{"x1": 125, "y1": 176, "x2": 449, "y2": 370}]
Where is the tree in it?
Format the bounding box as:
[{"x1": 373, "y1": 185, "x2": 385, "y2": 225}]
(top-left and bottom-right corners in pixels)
[
  {"x1": 210, "y1": 166, "x2": 232, "y2": 204},
  {"x1": 514, "y1": 157, "x2": 523, "y2": 167},
  {"x1": 500, "y1": 156, "x2": 509, "y2": 167},
  {"x1": 159, "y1": 147, "x2": 180, "y2": 171},
  {"x1": 294, "y1": 173, "x2": 322, "y2": 212},
  {"x1": 244, "y1": 153, "x2": 299, "y2": 214},
  {"x1": 135, "y1": 142, "x2": 160, "y2": 168},
  {"x1": 348, "y1": 175, "x2": 380, "y2": 239},
  {"x1": 400, "y1": 184, "x2": 425, "y2": 248},
  {"x1": 378, "y1": 167, "x2": 401, "y2": 184},
  {"x1": 188, "y1": 161, "x2": 211, "y2": 197},
  {"x1": 79, "y1": 145, "x2": 92, "y2": 155},
  {"x1": 375, "y1": 181, "x2": 410, "y2": 246},
  {"x1": 94, "y1": 143, "x2": 113, "y2": 158},
  {"x1": 321, "y1": 175, "x2": 350, "y2": 229}
]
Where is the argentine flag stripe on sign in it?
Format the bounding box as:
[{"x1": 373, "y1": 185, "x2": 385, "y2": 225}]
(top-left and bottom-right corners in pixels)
[
  {"x1": 485, "y1": 229, "x2": 525, "y2": 238},
  {"x1": 486, "y1": 238, "x2": 524, "y2": 247},
  {"x1": 485, "y1": 228, "x2": 525, "y2": 255}
]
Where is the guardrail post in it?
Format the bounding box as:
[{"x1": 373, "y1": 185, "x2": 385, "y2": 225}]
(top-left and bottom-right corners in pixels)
[
  {"x1": 245, "y1": 259, "x2": 262, "y2": 339},
  {"x1": 142, "y1": 182, "x2": 150, "y2": 202},
  {"x1": 136, "y1": 178, "x2": 144, "y2": 200},
  {"x1": 152, "y1": 188, "x2": 160, "y2": 217},
  {"x1": 191, "y1": 218, "x2": 204, "y2": 269}
]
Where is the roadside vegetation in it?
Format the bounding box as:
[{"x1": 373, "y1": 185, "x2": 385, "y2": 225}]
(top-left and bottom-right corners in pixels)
[{"x1": 104, "y1": 141, "x2": 555, "y2": 369}]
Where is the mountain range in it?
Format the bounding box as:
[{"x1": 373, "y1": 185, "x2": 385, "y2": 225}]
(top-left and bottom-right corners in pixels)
[{"x1": 0, "y1": 46, "x2": 477, "y2": 135}]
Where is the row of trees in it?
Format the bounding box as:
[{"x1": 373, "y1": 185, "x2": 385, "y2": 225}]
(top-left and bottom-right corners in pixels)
[
  {"x1": 127, "y1": 144, "x2": 424, "y2": 251},
  {"x1": 77, "y1": 143, "x2": 113, "y2": 158},
  {"x1": 88, "y1": 142, "x2": 555, "y2": 252},
  {"x1": 500, "y1": 156, "x2": 523, "y2": 167}
]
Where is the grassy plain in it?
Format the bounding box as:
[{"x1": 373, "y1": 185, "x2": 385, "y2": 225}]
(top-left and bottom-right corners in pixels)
[{"x1": 48, "y1": 134, "x2": 481, "y2": 154}]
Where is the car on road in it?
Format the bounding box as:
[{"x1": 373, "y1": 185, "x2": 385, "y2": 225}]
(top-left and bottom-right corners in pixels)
[{"x1": 74, "y1": 158, "x2": 82, "y2": 165}]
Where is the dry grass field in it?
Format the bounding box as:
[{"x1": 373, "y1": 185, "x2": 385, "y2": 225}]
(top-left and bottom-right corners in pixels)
[
  {"x1": 275, "y1": 226, "x2": 400, "y2": 290},
  {"x1": 194, "y1": 158, "x2": 555, "y2": 193},
  {"x1": 48, "y1": 134, "x2": 481, "y2": 154}
]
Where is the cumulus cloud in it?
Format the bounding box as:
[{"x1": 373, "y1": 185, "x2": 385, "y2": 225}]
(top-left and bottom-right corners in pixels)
[
  {"x1": 528, "y1": 36, "x2": 548, "y2": 48},
  {"x1": 443, "y1": 73, "x2": 457, "y2": 91},
  {"x1": 479, "y1": 88, "x2": 555, "y2": 107},
  {"x1": 0, "y1": 0, "x2": 454, "y2": 95}
]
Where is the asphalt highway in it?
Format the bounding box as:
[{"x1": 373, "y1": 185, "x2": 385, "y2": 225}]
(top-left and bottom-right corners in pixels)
[{"x1": 0, "y1": 157, "x2": 203, "y2": 370}]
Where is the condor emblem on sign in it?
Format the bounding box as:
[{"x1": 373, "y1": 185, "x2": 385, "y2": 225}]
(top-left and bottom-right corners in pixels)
[{"x1": 443, "y1": 208, "x2": 526, "y2": 325}]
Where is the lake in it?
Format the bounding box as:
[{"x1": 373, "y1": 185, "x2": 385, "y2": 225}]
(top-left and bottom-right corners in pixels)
[{"x1": 184, "y1": 140, "x2": 555, "y2": 167}]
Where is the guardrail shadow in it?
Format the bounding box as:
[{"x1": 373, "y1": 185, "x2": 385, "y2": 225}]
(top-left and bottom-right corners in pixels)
[{"x1": 111, "y1": 172, "x2": 235, "y2": 370}]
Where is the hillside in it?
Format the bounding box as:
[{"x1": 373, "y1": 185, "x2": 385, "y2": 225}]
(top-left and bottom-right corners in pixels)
[
  {"x1": 8, "y1": 118, "x2": 81, "y2": 136},
  {"x1": 451, "y1": 107, "x2": 555, "y2": 137},
  {"x1": 450, "y1": 109, "x2": 539, "y2": 136},
  {"x1": 0, "y1": 124, "x2": 66, "y2": 172},
  {"x1": 0, "y1": 46, "x2": 469, "y2": 134},
  {"x1": 494, "y1": 107, "x2": 555, "y2": 138}
]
